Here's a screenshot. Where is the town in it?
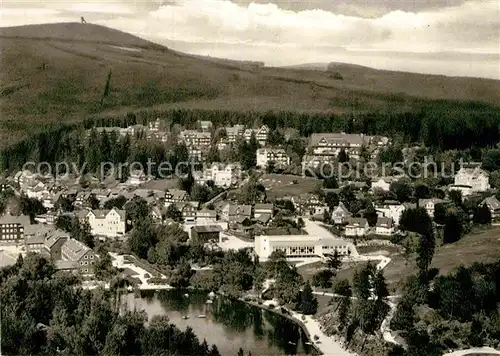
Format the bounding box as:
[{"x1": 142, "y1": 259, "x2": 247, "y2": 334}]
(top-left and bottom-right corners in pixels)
[{"x1": 1, "y1": 113, "x2": 500, "y2": 355}]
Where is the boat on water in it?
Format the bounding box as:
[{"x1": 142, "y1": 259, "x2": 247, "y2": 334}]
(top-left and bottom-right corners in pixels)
[
  {"x1": 197, "y1": 314, "x2": 207, "y2": 318},
  {"x1": 182, "y1": 315, "x2": 190, "y2": 319}
]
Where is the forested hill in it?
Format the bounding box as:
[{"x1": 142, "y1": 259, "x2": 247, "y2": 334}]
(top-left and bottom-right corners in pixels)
[{"x1": 1, "y1": 22, "x2": 500, "y2": 148}]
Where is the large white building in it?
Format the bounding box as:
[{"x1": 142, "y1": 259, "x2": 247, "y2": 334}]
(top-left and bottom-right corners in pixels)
[
  {"x1": 450, "y1": 167, "x2": 490, "y2": 196},
  {"x1": 197, "y1": 163, "x2": 241, "y2": 188},
  {"x1": 375, "y1": 200, "x2": 407, "y2": 226},
  {"x1": 255, "y1": 234, "x2": 356, "y2": 261},
  {"x1": 86, "y1": 208, "x2": 126, "y2": 238},
  {"x1": 256, "y1": 148, "x2": 290, "y2": 168}
]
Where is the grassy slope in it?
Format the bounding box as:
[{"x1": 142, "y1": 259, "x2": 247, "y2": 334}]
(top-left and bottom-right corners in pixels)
[
  {"x1": 383, "y1": 226, "x2": 500, "y2": 290},
  {"x1": 1, "y1": 22, "x2": 500, "y2": 147}
]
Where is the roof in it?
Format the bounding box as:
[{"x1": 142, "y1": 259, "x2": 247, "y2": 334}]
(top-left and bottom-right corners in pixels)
[
  {"x1": 88, "y1": 208, "x2": 125, "y2": 221},
  {"x1": 62, "y1": 238, "x2": 91, "y2": 261},
  {"x1": 25, "y1": 235, "x2": 46, "y2": 245},
  {"x1": 197, "y1": 208, "x2": 216, "y2": 217},
  {"x1": 227, "y1": 204, "x2": 252, "y2": 216},
  {"x1": 333, "y1": 202, "x2": 351, "y2": 215},
  {"x1": 482, "y1": 196, "x2": 500, "y2": 210},
  {"x1": 255, "y1": 203, "x2": 273, "y2": 211},
  {"x1": 346, "y1": 217, "x2": 368, "y2": 226},
  {"x1": 44, "y1": 231, "x2": 69, "y2": 249},
  {"x1": 0, "y1": 214, "x2": 31, "y2": 227},
  {"x1": 255, "y1": 213, "x2": 272, "y2": 224},
  {"x1": 55, "y1": 260, "x2": 78, "y2": 270},
  {"x1": 456, "y1": 167, "x2": 488, "y2": 177},
  {"x1": 167, "y1": 189, "x2": 189, "y2": 200},
  {"x1": 376, "y1": 217, "x2": 394, "y2": 227},
  {"x1": 309, "y1": 133, "x2": 369, "y2": 147},
  {"x1": 191, "y1": 225, "x2": 222, "y2": 233}
]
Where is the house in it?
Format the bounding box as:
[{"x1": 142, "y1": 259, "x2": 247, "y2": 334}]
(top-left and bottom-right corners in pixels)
[
  {"x1": 25, "y1": 234, "x2": 47, "y2": 254},
  {"x1": 345, "y1": 217, "x2": 369, "y2": 237},
  {"x1": 151, "y1": 206, "x2": 165, "y2": 223},
  {"x1": 196, "y1": 208, "x2": 217, "y2": 224},
  {"x1": 198, "y1": 120, "x2": 213, "y2": 132},
  {"x1": 60, "y1": 238, "x2": 97, "y2": 275},
  {"x1": 191, "y1": 225, "x2": 222, "y2": 243},
  {"x1": 301, "y1": 154, "x2": 334, "y2": 171},
  {"x1": 148, "y1": 118, "x2": 162, "y2": 132},
  {"x1": 254, "y1": 203, "x2": 274, "y2": 219},
  {"x1": 165, "y1": 189, "x2": 189, "y2": 206},
  {"x1": 244, "y1": 125, "x2": 269, "y2": 146},
  {"x1": 371, "y1": 177, "x2": 397, "y2": 192},
  {"x1": 86, "y1": 208, "x2": 126, "y2": 238},
  {"x1": 233, "y1": 216, "x2": 253, "y2": 233},
  {"x1": 308, "y1": 132, "x2": 372, "y2": 157},
  {"x1": 0, "y1": 214, "x2": 31, "y2": 241},
  {"x1": 220, "y1": 204, "x2": 252, "y2": 222},
  {"x1": 75, "y1": 191, "x2": 91, "y2": 208},
  {"x1": 255, "y1": 213, "x2": 272, "y2": 226},
  {"x1": 198, "y1": 163, "x2": 241, "y2": 188},
  {"x1": 481, "y1": 196, "x2": 500, "y2": 217},
  {"x1": 291, "y1": 194, "x2": 322, "y2": 216},
  {"x1": 128, "y1": 170, "x2": 148, "y2": 186},
  {"x1": 419, "y1": 198, "x2": 446, "y2": 218},
  {"x1": 451, "y1": 167, "x2": 490, "y2": 195},
  {"x1": 43, "y1": 231, "x2": 69, "y2": 260},
  {"x1": 375, "y1": 200, "x2": 406, "y2": 226},
  {"x1": 331, "y1": 202, "x2": 352, "y2": 224},
  {"x1": 176, "y1": 202, "x2": 199, "y2": 223},
  {"x1": 178, "y1": 130, "x2": 212, "y2": 148},
  {"x1": 375, "y1": 217, "x2": 395, "y2": 235},
  {"x1": 225, "y1": 125, "x2": 245, "y2": 143},
  {"x1": 256, "y1": 148, "x2": 290, "y2": 169}
]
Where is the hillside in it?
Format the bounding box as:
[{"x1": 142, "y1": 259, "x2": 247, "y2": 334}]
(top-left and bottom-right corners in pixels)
[{"x1": 1, "y1": 22, "x2": 500, "y2": 147}]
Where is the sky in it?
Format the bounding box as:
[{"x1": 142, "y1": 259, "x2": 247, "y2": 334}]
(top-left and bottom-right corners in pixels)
[{"x1": 1, "y1": 0, "x2": 499, "y2": 78}]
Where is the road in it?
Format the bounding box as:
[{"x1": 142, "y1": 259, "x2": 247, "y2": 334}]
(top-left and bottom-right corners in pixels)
[{"x1": 442, "y1": 347, "x2": 500, "y2": 356}]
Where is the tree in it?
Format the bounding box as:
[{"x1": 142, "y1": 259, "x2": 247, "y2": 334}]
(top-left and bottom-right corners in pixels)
[
  {"x1": 87, "y1": 194, "x2": 100, "y2": 210},
  {"x1": 323, "y1": 176, "x2": 338, "y2": 189},
  {"x1": 473, "y1": 204, "x2": 492, "y2": 225},
  {"x1": 72, "y1": 220, "x2": 94, "y2": 248},
  {"x1": 20, "y1": 195, "x2": 46, "y2": 222},
  {"x1": 363, "y1": 204, "x2": 378, "y2": 227},
  {"x1": 312, "y1": 269, "x2": 334, "y2": 289},
  {"x1": 433, "y1": 203, "x2": 448, "y2": 225},
  {"x1": 94, "y1": 251, "x2": 115, "y2": 280},
  {"x1": 125, "y1": 197, "x2": 150, "y2": 227},
  {"x1": 389, "y1": 179, "x2": 413, "y2": 203},
  {"x1": 297, "y1": 281, "x2": 318, "y2": 315},
  {"x1": 190, "y1": 184, "x2": 210, "y2": 203},
  {"x1": 296, "y1": 217, "x2": 305, "y2": 229},
  {"x1": 128, "y1": 218, "x2": 157, "y2": 259},
  {"x1": 416, "y1": 232, "x2": 435, "y2": 279},
  {"x1": 103, "y1": 195, "x2": 128, "y2": 210},
  {"x1": 325, "y1": 192, "x2": 339, "y2": 211},
  {"x1": 55, "y1": 196, "x2": 74, "y2": 212},
  {"x1": 338, "y1": 149, "x2": 349, "y2": 163},
  {"x1": 400, "y1": 207, "x2": 433, "y2": 237},
  {"x1": 266, "y1": 160, "x2": 275, "y2": 174},
  {"x1": 333, "y1": 279, "x2": 352, "y2": 296},
  {"x1": 449, "y1": 189, "x2": 463, "y2": 207},
  {"x1": 414, "y1": 183, "x2": 431, "y2": 200},
  {"x1": 55, "y1": 214, "x2": 74, "y2": 232},
  {"x1": 443, "y1": 212, "x2": 463, "y2": 244},
  {"x1": 326, "y1": 249, "x2": 342, "y2": 274},
  {"x1": 165, "y1": 204, "x2": 183, "y2": 222}
]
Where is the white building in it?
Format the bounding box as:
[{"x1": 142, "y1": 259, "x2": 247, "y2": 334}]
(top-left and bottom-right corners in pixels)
[
  {"x1": 86, "y1": 208, "x2": 126, "y2": 238},
  {"x1": 371, "y1": 177, "x2": 397, "y2": 192},
  {"x1": 345, "y1": 218, "x2": 369, "y2": 237},
  {"x1": 255, "y1": 234, "x2": 356, "y2": 261},
  {"x1": 256, "y1": 148, "x2": 290, "y2": 168},
  {"x1": 481, "y1": 196, "x2": 500, "y2": 217},
  {"x1": 331, "y1": 202, "x2": 352, "y2": 225},
  {"x1": 375, "y1": 217, "x2": 395, "y2": 235},
  {"x1": 451, "y1": 167, "x2": 490, "y2": 195},
  {"x1": 196, "y1": 208, "x2": 217, "y2": 225},
  {"x1": 198, "y1": 163, "x2": 241, "y2": 188},
  {"x1": 375, "y1": 200, "x2": 406, "y2": 226},
  {"x1": 419, "y1": 198, "x2": 446, "y2": 218},
  {"x1": 244, "y1": 125, "x2": 269, "y2": 146}
]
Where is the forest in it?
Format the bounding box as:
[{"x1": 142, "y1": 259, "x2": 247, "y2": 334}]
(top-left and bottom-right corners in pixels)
[{"x1": 1, "y1": 102, "x2": 500, "y2": 174}]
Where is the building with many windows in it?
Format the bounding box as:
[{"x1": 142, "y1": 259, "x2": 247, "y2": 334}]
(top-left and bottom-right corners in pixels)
[
  {"x1": 86, "y1": 208, "x2": 126, "y2": 238},
  {"x1": 0, "y1": 214, "x2": 31, "y2": 241},
  {"x1": 255, "y1": 234, "x2": 355, "y2": 261},
  {"x1": 60, "y1": 238, "x2": 97, "y2": 275},
  {"x1": 256, "y1": 148, "x2": 290, "y2": 169}
]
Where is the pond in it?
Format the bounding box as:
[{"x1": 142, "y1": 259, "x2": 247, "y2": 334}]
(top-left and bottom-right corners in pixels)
[{"x1": 124, "y1": 290, "x2": 318, "y2": 356}]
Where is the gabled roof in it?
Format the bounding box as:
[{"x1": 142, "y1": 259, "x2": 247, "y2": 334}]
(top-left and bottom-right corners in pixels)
[
  {"x1": 309, "y1": 133, "x2": 369, "y2": 147},
  {"x1": 62, "y1": 238, "x2": 91, "y2": 261},
  {"x1": 333, "y1": 202, "x2": 351, "y2": 215},
  {"x1": 255, "y1": 203, "x2": 273, "y2": 211},
  {"x1": 346, "y1": 217, "x2": 368, "y2": 226},
  {"x1": 376, "y1": 217, "x2": 393, "y2": 228},
  {"x1": 0, "y1": 214, "x2": 31, "y2": 227},
  {"x1": 482, "y1": 196, "x2": 500, "y2": 210}
]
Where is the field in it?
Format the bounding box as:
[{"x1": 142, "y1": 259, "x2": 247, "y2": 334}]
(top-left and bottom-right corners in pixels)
[
  {"x1": 383, "y1": 226, "x2": 500, "y2": 290},
  {"x1": 1, "y1": 23, "x2": 500, "y2": 148},
  {"x1": 261, "y1": 174, "x2": 322, "y2": 199}
]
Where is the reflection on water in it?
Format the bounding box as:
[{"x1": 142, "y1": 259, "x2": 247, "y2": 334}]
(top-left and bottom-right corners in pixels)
[{"x1": 125, "y1": 290, "x2": 318, "y2": 355}]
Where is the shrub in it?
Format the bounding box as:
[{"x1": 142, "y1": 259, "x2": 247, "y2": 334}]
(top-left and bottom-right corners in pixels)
[
  {"x1": 313, "y1": 335, "x2": 319, "y2": 341},
  {"x1": 268, "y1": 304, "x2": 275, "y2": 309}
]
